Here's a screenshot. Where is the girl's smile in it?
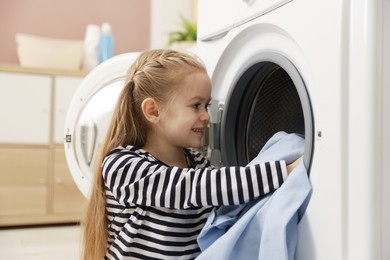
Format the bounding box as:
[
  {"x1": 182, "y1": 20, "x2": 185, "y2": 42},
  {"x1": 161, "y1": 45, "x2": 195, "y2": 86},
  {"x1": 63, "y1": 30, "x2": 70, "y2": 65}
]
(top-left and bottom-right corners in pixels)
[{"x1": 192, "y1": 127, "x2": 206, "y2": 134}]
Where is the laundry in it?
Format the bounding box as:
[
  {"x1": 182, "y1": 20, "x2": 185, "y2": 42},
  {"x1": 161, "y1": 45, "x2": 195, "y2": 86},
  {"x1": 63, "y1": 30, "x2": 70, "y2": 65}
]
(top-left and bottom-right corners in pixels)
[{"x1": 196, "y1": 131, "x2": 312, "y2": 260}]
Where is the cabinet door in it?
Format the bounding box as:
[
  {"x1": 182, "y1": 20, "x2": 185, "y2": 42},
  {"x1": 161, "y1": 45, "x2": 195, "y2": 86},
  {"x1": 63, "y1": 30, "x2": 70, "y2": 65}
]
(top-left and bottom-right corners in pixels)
[
  {"x1": 54, "y1": 76, "x2": 83, "y2": 144},
  {"x1": 0, "y1": 147, "x2": 48, "y2": 219},
  {"x1": 52, "y1": 146, "x2": 87, "y2": 215},
  {"x1": 0, "y1": 72, "x2": 51, "y2": 144}
]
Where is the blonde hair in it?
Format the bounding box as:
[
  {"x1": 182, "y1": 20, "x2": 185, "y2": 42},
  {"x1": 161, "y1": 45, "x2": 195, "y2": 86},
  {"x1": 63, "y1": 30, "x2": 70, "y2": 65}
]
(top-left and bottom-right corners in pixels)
[{"x1": 82, "y1": 49, "x2": 207, "y2": 260}]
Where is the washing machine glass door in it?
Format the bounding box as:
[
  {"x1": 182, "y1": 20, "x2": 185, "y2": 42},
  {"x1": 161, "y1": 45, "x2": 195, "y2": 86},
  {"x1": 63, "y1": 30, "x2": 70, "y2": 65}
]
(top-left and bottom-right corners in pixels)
[
  {"x1": 64, "y1": 53, "x2": 139, "y2": 198},
  {"x1": 214, "y1": 53, "x2": 314, "y2": 170}
]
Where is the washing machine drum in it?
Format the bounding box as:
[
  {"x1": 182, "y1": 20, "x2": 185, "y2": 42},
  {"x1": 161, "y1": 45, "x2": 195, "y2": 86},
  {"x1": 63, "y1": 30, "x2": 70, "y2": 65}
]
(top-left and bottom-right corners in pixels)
[{"x1": 218, "y1": 60, "x2": 314, "y2": 168}]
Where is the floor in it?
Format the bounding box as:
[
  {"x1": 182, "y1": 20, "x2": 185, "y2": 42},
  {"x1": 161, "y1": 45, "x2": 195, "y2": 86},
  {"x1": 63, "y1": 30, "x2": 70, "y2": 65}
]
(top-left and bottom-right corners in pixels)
[{"x1": 0, "y1": 224, "x2": 82, "y2": 260}]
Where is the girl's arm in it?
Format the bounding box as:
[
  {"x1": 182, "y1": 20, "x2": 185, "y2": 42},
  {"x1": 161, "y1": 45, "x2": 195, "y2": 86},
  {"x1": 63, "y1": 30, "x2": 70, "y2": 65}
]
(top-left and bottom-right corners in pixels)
[{"x1": 103, "y1": 150, "x2": 288, "y2": 209}]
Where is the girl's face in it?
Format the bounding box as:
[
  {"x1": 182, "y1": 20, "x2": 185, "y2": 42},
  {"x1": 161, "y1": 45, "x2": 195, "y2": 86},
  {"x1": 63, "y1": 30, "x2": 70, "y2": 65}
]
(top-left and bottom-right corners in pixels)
[{"x1": 157, "y1": 70, "x2": 212, "y2": 149}]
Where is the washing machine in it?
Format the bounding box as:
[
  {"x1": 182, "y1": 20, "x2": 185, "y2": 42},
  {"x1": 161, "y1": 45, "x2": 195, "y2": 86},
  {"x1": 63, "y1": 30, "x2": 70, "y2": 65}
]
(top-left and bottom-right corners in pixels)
[
  {"x1": 64, "y1": 0, "x2": 390, "y2": 259},
  {"x1": 64, "y1": 53, "x2": 140, "y2": 198},
  {"x1": 195, "y1": 0, "x2": 390, "y2": 259}
]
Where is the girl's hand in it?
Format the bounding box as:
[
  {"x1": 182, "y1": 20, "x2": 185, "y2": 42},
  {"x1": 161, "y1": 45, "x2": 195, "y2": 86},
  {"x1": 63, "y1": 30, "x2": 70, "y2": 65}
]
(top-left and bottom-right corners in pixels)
[{"x1": 287, "y1": 157, "x2": 302, "y2": 174}]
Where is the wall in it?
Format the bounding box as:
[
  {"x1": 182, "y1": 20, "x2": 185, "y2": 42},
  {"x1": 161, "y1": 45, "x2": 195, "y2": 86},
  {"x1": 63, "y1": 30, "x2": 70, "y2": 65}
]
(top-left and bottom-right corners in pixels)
[
  {"x1": 0, "y1": 0, "x2": 151, "y2": 64},
  {"x1": 150, "y1": 0, "x2": 196, "y2": 49}
]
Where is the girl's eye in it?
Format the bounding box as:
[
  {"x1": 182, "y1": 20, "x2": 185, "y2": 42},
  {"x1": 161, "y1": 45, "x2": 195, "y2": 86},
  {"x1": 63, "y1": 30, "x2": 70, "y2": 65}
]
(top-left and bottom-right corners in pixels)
[
  {"x1": 193, "y1": 103, "x2": 201, "y2": 110},
  {"x1": 192, "y1": 102, "x2": 211, "y2": 111}
]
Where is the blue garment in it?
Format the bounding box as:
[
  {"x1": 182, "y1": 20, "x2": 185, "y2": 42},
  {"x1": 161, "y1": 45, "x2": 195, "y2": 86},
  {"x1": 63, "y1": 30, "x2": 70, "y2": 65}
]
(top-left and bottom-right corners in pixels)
[{"x1": 196, "y1": 131, "x2": 312, "y2": 260}]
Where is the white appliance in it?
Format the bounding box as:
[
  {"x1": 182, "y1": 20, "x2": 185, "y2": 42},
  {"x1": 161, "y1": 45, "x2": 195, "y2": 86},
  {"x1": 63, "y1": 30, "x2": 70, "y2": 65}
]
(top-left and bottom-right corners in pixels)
[
  {"x1": 64, "y1": 0, "x2": 390, "y2": 259},
  {"x1": 64, "y1": 53, "x2": 140, "y2": 197},
  {"x1": 195, "y1": 0, "x2": 390, "y2": 259}
]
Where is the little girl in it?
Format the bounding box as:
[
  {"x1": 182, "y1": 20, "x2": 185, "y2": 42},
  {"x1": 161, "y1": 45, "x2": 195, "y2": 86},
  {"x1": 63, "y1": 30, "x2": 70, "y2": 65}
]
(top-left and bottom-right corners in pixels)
[{"x1": 83, "y1": 49, "x2": 299, "y2": 260}]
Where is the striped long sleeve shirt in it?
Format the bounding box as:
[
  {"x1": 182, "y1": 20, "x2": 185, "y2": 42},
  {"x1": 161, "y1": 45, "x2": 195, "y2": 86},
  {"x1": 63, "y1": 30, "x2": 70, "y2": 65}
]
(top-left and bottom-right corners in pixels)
[{"x1": 103, "y1": 145, "x2": 288, "y2": 260}]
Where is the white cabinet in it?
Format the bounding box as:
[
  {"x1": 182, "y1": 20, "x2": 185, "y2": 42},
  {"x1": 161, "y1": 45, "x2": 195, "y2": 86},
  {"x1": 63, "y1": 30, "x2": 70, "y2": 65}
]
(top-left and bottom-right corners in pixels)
[
  {"x1": 0, "y1": 72, "x2": 51, "y2": 144},
  {"x1": 0, "y1": 65, "x2": 87, "y2": 226}
]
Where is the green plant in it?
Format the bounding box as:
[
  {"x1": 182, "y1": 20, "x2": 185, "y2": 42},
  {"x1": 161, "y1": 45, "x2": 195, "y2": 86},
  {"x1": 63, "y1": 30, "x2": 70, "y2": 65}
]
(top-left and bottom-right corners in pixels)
[{"x1": 167, "y1": 15, "x2": 197, "y2": 45}]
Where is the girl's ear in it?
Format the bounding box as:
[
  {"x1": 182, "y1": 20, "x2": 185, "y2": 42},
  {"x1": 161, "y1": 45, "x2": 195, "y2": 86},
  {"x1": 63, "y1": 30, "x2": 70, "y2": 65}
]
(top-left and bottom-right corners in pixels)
[{"x1": 141, "y1": 98, "x2": 160, "y2": 123}]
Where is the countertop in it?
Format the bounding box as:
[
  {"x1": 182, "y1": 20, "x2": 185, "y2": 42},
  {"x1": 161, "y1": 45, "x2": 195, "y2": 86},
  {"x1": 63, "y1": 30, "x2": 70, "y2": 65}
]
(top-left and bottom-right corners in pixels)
[{"x1": 0, "y1": 63, "x2": 88, "y2": 77}]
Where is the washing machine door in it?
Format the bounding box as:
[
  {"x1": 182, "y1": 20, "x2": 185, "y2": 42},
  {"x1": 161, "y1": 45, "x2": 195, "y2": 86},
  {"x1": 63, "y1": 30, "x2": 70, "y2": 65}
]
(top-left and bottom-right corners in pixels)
[
  {"x1": 208, "y1": 52, "x2": 314, "y2": 171},
  {"x1": 64, "y1": 53, "x2": 139, "y2": 198}
]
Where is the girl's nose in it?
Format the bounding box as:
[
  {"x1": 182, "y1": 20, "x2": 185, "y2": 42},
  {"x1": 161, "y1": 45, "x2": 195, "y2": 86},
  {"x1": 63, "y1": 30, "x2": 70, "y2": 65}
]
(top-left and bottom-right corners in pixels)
[{"x1": 201, "y1": 109, "x2": 210, "y2": 123}]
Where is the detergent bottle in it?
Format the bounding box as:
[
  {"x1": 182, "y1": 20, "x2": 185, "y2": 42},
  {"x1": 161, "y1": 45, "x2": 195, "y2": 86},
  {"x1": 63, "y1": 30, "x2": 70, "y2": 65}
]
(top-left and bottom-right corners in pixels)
[
  {"x1": 82, "y1": 24, "x2": 101, "y2": 71},
  {"x1": 98, "y1": 22, "x2": 115, "y2": 63}
]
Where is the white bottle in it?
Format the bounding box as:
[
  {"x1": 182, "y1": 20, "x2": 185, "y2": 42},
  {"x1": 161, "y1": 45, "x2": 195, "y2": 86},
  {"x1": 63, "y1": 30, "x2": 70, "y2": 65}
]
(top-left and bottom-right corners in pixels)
[
  {"x1": 98, "y1": 23, "x2": 115, "y2": 64},
  {"x1": 82, "y1": 24, "x2": 101, "y2": 71}
]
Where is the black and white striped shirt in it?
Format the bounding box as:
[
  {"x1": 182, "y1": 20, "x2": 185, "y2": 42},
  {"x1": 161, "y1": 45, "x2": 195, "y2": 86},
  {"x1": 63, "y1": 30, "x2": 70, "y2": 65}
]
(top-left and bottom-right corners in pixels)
[{"x1": 103, "y1": 146, "x2": 288, "y2": 259}]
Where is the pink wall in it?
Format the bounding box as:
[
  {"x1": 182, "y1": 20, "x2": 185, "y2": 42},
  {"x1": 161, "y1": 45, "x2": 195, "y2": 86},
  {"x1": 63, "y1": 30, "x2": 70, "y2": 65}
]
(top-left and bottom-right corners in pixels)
[{"x1": 0, "y1": 0, "x2": 151, "y2": 64}]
